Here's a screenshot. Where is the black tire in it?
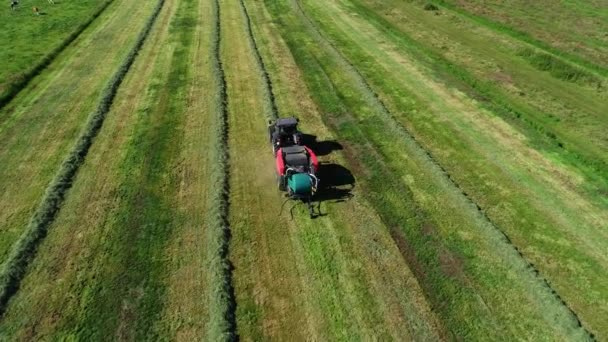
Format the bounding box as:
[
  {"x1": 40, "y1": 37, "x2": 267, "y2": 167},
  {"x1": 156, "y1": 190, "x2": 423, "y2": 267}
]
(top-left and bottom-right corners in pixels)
[{"x1": 278, "y1": 175, "x2": 286, "y2": 191}]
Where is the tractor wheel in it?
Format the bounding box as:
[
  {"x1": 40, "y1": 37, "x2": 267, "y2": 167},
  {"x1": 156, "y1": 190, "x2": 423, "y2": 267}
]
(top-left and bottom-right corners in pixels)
[{"x1": 278, "y1": 175, "x2": 286, "y2": 191}]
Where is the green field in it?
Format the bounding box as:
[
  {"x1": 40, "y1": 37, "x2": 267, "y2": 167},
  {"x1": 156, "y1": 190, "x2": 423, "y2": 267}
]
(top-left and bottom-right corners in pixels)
[{"x1": 0, "y1": 0, "x2": 605, "y2": 339}]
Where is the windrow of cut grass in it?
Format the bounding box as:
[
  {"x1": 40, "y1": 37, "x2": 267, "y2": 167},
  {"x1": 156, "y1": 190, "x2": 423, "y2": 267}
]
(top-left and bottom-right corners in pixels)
[
  {"x1": 311, "y1": 0, "x2": 607, "y2": 337},
  {"x1": 226, "y1": 1, "x2": 443, "y2": 339},
  {"x1": 0, "y1": 0, "x2": 219, "y2": 337},
  {"x1": 516, "y1": 48, "x2": 602, "y2": 86},
  {"x1": 0, "y1": 0, "x2": 158, "y2": 268},
  {"x1": 0, "y1": 0, "x2": 165, "y2": 315},
  {"x1": 206, "y1": 0, "x2": 236, "y2": 340},
  {"x1": 237, "y1": 0, "x2": 278, "y2": 121},
  {"x1": 421, "y1": 0, "x2": 608, "y2": 75},
  {"x1": 261, "y1": 0, "x2": 592, "y2": 339},
  {"x1": 348, "y1": 0, "x2": 608, "y2": 201},
  {"x1": 0, "y1": 0, "x2": 115, "y2": 110},
  {"x1": 296, "y1": 0, "x2": 595, "y2": 333}
]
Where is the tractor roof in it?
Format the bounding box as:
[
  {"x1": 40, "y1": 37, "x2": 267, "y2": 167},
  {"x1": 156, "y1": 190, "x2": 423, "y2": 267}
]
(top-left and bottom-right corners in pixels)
[{"x1": 276, "y1": 117, "x2": 298, "y2": 127}]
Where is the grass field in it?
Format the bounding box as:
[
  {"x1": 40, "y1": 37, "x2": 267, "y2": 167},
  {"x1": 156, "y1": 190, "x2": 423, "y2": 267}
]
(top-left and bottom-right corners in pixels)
[
  {"x1": 0, "y1": 0, "x2": 605, "y2": 339},
  {"x1": 0, "y1": 0, "x2": 112, "y2": 106}
]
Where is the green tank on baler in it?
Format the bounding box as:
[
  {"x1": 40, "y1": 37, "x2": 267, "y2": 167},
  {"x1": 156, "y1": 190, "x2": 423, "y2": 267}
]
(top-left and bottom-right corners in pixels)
[{"x1": 288, "y1": 173, "x2": 312, "y2": 195}]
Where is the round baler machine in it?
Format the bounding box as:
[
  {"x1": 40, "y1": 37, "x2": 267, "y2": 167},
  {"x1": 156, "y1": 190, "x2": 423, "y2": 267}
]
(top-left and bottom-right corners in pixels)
[{"x1": 268, "y1": 117, "x2": 319, "y2": 217}]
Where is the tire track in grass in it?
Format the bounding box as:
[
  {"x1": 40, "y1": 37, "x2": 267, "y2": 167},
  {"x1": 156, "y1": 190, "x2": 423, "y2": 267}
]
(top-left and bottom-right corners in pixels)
[
  {"x1": 0, "y1": 0, "x2": 116, "y2": 111},
  {"x1": 0, "y1": 0, "x2": 166, "y2": 315},
  {"x1": 207, "y1": 0, "x2": 236, "y2": 339},
  {"x1": 292, "y1": 0, "x2": 593, "y2": 338}
]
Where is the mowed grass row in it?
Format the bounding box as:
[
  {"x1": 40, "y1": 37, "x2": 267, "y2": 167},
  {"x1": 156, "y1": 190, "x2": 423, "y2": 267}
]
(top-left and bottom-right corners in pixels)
[
  {"x1": 0, "y1": 0, "x2": 112, "y2": 105},
  {"x1": 0, "y1": 0, "x2": 220, "y2": 338},
  {"x1": 206, "y1": 0, "x2": 235, "y2": 340},
  {"x1": 428, "y1": 0, "x2": 608, "y2": 71},
  {"x1": 261, "y1": 0, "x2": 592, "y2": 339},
  {"x1": 355, "y1": 0, "x2": 608, "y2": 194},
  {"x1": 0, "y1": 0, "x2": 166, "y2": 313},
  {"x1": 0, "y1": 0, "x2": 158, "y2": 264},
  {"x1": 228, "y1": 0, "x2": 444, "y2": 339},
  {"x1": 236, "y1": 0, "x2": 278, "y2": 121},
  {"x1": 303, "y1": 0, "x2": 608, "y2": 337},
  {"x1": 349, "y1": 0, "x2": 608, "y2": 193}
]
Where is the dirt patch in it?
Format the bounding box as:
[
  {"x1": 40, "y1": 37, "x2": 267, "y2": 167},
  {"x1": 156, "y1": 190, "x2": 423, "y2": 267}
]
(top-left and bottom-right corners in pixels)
[
  {"x1": 390, "y1": 221, "x2": 467, "y2": 286},
  {"x1": 438, "y1": 247, "x2": 465, "y2": 282},
  {"x1": 422, "y1": 222, "x2": 435, "y2": 236},
  {"x1": 338, "y1": 139, "x2": 371, "y2": 179},
  {"x1": 490, "y1": 71, "x2": 513, "y2": 85},
  {"x1": 388, "y1": 226, "x2": 428, "y2": 285}
]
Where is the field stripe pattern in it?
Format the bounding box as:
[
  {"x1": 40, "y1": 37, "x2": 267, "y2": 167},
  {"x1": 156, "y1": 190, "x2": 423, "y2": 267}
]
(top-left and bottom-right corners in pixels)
[
  {"x1": 0, "y1": 0, "x2": 116, "y2": 110},
  {"x1": 0, "y1": 0, "x2": 165, "y2": 315},
  {"x1": 0, "y1": 0, "x2": 604, "y2": 339}
]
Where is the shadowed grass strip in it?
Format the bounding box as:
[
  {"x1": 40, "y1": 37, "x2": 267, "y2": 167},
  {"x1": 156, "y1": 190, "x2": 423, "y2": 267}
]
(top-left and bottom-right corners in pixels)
[
  {"x1": 206, "y1": 0, "x2": 236, "y2": 340},
  {"x1": 237, "y1": 0, "x2": 278, "y2": 121},
  {"x1": 292, "y1": 0, "x2": 593, "y2": 338},
  {"x1": 0, "y1": 0, "x2": 165, "y2": 315},
  {"x1": 0, "y1": 0, "x2": 115, "y2": 111}
]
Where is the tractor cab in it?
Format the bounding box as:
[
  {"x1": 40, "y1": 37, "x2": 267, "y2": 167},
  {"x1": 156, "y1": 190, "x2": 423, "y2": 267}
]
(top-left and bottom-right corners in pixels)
[{"x1": 269, "y1": 117, "x2": 303, "y2": 155}]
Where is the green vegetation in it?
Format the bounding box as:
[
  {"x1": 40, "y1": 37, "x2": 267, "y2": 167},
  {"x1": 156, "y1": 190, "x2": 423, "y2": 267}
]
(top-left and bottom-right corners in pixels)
[
  {"x1": 0, "y1": 0, "x2": 112, "y2": 107},
  {"x1": 298, "y1": 0, "x2": 607, "y2": 337},
  {"x1": 517, "y1": 48, "x2": 602, "y2": 86},
  {"x1": 237, "y1": 0, "x2": 278, "y2": 121},
  {"x1": 0, "y1": 0, "x2": 217, "y2": 338},
  {"x1": 227, "y1": 0, "x2": 443, "y2": 339},
  {"x1": 0, "y1": 0, "x2": 159, "y2": 276},
  {"x1": 345, "y1": 0, "x2": 608, "y2": 192},
  {"x1": 257, "y1": 0, "x2": 593, "y2": 339},
  {"x1": 0, "y1": 0, "x2": 164, "y2": 316},
  {"x1": 0, "y1": 0, "x2": 605, "y2": 339},
  {"x1": 428, "y1": 0, "x2": 608, "y2": 73},
  {"x1": 206, "y1": 0, "x2": 235, "y2": 340}
]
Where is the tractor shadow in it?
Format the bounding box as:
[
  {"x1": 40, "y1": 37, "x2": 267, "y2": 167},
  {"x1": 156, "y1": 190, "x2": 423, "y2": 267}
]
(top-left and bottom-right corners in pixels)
[
  {"x1": 315, "y1": 162, "x2": 355, "y2": 203},
  {"x1": 301, "y1": 133, "x2": 343, "y2": 156},
  {"x1": 305, "y1": 135, "x2": 355, "y2": 217}
]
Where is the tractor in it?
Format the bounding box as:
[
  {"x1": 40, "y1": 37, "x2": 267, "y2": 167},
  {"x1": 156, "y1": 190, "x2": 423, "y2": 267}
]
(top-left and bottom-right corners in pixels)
[
  {"x1": 269, "y1": 117, "x2": 319, "y2": 217},
  {"x1": 268, "y1": 117, "x2": 303, "y2": 155}
]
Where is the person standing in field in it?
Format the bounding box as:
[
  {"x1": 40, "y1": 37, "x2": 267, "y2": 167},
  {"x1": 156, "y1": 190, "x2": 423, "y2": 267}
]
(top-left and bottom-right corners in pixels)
[
  {"x1": 10, "y1": 0, "x2": 18, "y2": 10},
  {"x1": 32, "y1": 6, "x2": 40, "y2": 15},
  {"x1": 47, "y1": 0, "x2": 54, "y2": 4}
]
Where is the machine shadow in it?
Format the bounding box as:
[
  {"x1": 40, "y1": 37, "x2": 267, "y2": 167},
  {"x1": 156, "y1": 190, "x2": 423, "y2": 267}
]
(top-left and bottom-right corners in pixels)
[
  {"x1": 301, "y1": 133, "x2": 343, "y2": 156},
  {"x1": 308, "y1": 136, "x2": 355, "y2": 218},
  {"x1": 315, "y1": 163, "x2": 355, "y2": 202}
]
